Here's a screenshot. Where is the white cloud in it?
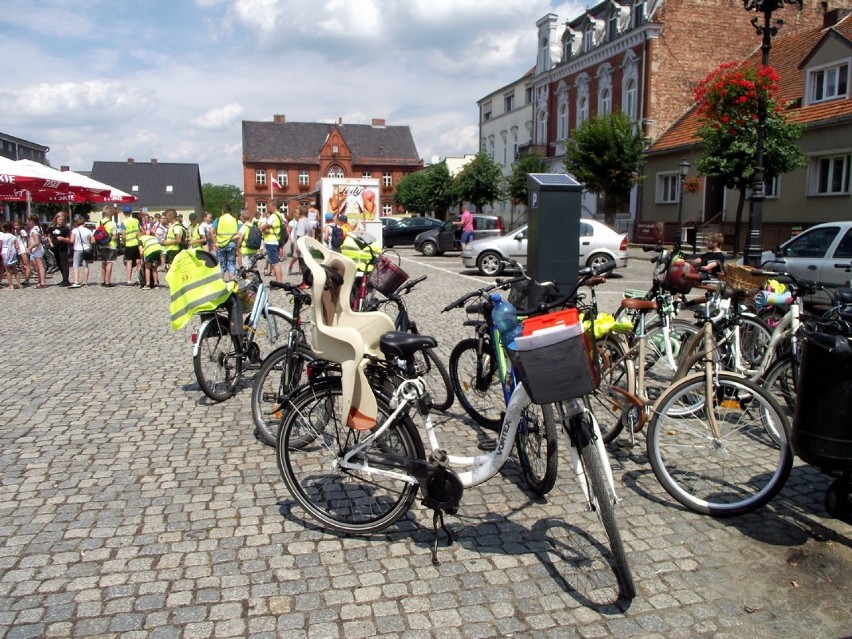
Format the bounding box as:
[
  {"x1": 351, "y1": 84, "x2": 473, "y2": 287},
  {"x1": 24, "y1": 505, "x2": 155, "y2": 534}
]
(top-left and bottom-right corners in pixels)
[{"x1": 194, "y1": 104, "x2": 245, "y2": 129}]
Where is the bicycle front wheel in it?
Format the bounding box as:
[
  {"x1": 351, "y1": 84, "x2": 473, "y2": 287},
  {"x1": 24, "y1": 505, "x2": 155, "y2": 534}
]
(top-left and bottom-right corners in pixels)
[
  {"x1": 414, "y1": 348, "x2": 454, "y2": 412},
  {"x1": 277, "y1": 378, "x2": 425, "y2": 535},
  {"x1": 251, "y1": 341, "x2": 317, "y2": 447},
  {"x1": 762, "y1": 354, "x2": 796, "y2": 416},
  {"x1": 646, "y1": 371, "x2": 792, "y2": 516},
  {"x1": 193, "y1": 315, "x2": 242, "y2": 401},
  {"x1": 449, "y1": 337, "x2": 503, "y2": 430},
  {"x1": 515, "y1": 402, "x2": 558, "y2": 496}
]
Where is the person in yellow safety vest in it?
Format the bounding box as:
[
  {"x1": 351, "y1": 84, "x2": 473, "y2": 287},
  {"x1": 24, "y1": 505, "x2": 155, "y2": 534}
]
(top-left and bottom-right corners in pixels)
[
  {"x1": 98, "y1": 205, "x2": 119, "y2": 287},
  {"x1": 211, "y1": 203, "x2": 243, "y2": 281},
  {"x1": 162, "y1": 208, "x2": 186, "y2": 267},
  {"x1": 119, "y1": 205, "x2": 141, "y2": 286},
  {"x1": 139, "y1": 233, "x2": 163, "y2": 290},
  {"x1": 260, "y1": 203, "x2": 284, "y2": 282},
  {"x1": 340, "y1": 233, "x2": 382, "y2": 274},
  {"x1": 166, "y1": 248, "x2": 237, "y2": 331},
  {"x1": 239, "y1": 209, "x2": 260, "y2": 270},
  {"x1": 187, "y1": 212, "x2": 206, "y2": 249}
]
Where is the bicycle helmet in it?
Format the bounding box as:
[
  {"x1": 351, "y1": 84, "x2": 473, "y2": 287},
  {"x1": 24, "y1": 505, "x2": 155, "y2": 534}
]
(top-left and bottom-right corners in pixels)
[{"x1": 663, "y1": 260, "x2": 697, "y2": 294}]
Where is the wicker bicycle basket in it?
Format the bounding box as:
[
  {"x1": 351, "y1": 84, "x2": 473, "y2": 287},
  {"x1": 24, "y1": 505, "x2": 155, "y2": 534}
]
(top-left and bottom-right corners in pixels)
[
  {"x1": 721, "y1": 263, "x2": 767, "y2": 295},
  {"x1": 367, "y1": 254, "x2": 409, "y2": 296}
]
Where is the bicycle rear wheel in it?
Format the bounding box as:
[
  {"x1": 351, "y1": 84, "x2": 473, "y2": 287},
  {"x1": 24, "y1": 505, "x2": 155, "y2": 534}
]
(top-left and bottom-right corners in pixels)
[
  {"x1": 251, "y1": 341, "x2": 317, "y2": 447},
  {"x1": 193, "y1": 315, "x2": 242, "y2": 401},
  {"x1": 587, "y1": 335, "x2": 634, "y2": 444},
  {"x1": 646, "y1": 371, "x2": 792, "y2": 516},
  {"x1": 415, "y1": 348, "x2": 454, "y2": 412},
  {"x1": 515, "y1": 402, "x2": 558, "y2": 496},
  {"x1": 277, "y1": 378, "x2": 425, "y2": 535},
  {"x1": 449, "y1": 337, "x2": 503, "y2": 430},
  {"x1": 568, "y1": 412, "x2": 636, "y2": 599},
  {"x1": 761, "y1": 354, "x2": 796, "y2": 416}
]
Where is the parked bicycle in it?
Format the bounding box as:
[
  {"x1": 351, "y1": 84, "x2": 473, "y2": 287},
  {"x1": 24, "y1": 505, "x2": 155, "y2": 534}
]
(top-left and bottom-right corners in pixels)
[
  {"x1": 276, "y1": 240, "x2": 635, "y2": 597},
  {"x1": 191, "y1": 252, "x2": 292, "y2": 401}
]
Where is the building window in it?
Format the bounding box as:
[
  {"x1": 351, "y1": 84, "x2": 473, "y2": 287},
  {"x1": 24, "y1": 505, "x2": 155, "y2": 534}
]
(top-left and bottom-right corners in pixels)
[
  {"x1": 747, "y1": 175, "x2": 780, "y2": 199},
  {"x1": 623, "y1": 77, "x2": 637, "y2": 122},
  {"x1": 537, "y1": 109, "x2": 547, "y2": 144},
  {"x1": 578, "y1": 96, "x2": 589, "y2": 125},
  {"x1": 382, "y1": 202, "x2": 393, "y2": 216},
  {"x1": 502, "y1": 135, "x2": 507, "y2": 166},
  {"x1": 281, "y1": 202, "x2": 288, "y2": 216},
  {"x1": 298, "y1": 170, "x2": 309, "y2": 186},
  {"x1": 599, "y1": 87, "x2": 611, "y2": 115},
  {"x1": 488, "y1": 138, "x2": 495, "y2": 161},
  {"x1": 255, "y1": 169, "x2": 266, "y2": 185},
  {"x1": 632, "y1": 0, "x2": 646, "y2": 28},
  {"x1": 525, "y1": 86, "x2": 534, "y2": 104},
  {"x1": 482, "y1": 101, "x2": 492, "y2": 122},
  {"x1": 557, "y1": 102, "x2": 568, "y2": 140},
  {"x1": 383, "y1": 172, "x2": 392, "y2": 188},
  {"x1": 332, "y1": 144, "x2": 339, "y2": 154},
  {"x1": 327, "y1": 165, "x2": 344, "y2": 178},
  {"x1": 512, "y1": 129, "x2": 518, "y2": 161},
  {"x1": 583, "y1": 26, "x2": 594, "y2": 53},
  {"x1": 504, "y1": 94, "x2": 515, "y2": 112},
  {"x1": 362, "y1": 171, "x2": 372, "y2": 178},
  {"x1": 811, "y1": 153, "x2": 850, "y2": 195},
  {"x1": 607, "y1": 11, "x2": 619, "y2": 41},
  {"x1": 657, "y1": 173, "x2": 680, "y2": 204},
  {"x1": 277, "y1": 170, "x2": 287, "y2": 187},
  {"x1": 256, "y1": 200, "x2": 267, "y2": 215},
  {"x1": 809, "y1": 62, "x2": 849, "y2": 103},
  {"x1": 165, "y1": 185, "x2": 173, "y2": 193},
  {"x1": 131, "y1": 185, "x2": 139, "y2": 192}
]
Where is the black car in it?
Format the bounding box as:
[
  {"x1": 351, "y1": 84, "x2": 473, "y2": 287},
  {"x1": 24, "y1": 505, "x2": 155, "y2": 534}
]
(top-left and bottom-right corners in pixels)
[
  {"x1": 413, "y1": 214, "x2": 503, "y2": 256},
  {"x1": 382, "y1": 216, "x2": 443, "y2": 248}
]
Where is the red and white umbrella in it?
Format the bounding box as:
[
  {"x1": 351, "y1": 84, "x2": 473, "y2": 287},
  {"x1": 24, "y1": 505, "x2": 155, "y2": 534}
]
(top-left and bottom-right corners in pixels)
[
  {"x1": 0, "y1": 156, "x2": 70, "y2": 198},
  {"x1": 15, "y1": 160, "x2": 113, "y2": 200}
]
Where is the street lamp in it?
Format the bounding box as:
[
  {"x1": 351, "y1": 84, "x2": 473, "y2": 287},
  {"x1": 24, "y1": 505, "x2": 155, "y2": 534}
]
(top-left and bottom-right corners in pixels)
[
  {"x1": 676, "y1": 158, "x2": 690, "y2": 244},
  {"x1": 742, "y1": 0, "x2": 803, "y2": 267}
]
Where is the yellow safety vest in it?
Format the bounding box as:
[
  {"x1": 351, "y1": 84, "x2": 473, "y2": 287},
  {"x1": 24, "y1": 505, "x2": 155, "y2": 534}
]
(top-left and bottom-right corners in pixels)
[
  {"x1": 166, "y1": 223, "x2": 185, "y2": 252},
  {"x1": 216, "y1": 214, "x2": 239, "y2": 248},
  {"x1": 166, "y1": 249, "x2": 235, "y2": 330},
  {"x1": 123, "y1": 216, "x2": 140, "y2": 247},
  {"x1": 263, "y1": 213, "x2": 282, "y2": 244},
  {"x1": 189, "y1": 224, "x2": 203, "y2": 246},
  {"x1": 341, "y1": 235, "x2": 381, "y2": 272},
  {"x1": 140, "y1": 234, "x2": 162, "y2": 259},
  {"x1": 100, "y1": 219, "x2": 118, "y2": 249}
]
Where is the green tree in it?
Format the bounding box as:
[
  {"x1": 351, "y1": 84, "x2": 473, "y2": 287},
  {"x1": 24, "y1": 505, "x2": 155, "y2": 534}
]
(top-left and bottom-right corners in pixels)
[
  {"x1": 693, "y1": 62, "x2": 807, "y2": 256},
  {"x1": 507, "y1": 153, "x2": 550, "y2": 206},
  {"x1": 202, "y1": 183, "x2": 244, "y2": 218},
  {"x1": 393, "y1": 162, "x2": 456, "y2": 217},
  {"x1": 452, "y1": 151, "x2": 504, "y2": 213},
  {"x1": 422, "y1": 161, "x2": 455, "y2": 218},
  {"x1": 563, "y1": 111, "x2": 647, "y2": 226}
]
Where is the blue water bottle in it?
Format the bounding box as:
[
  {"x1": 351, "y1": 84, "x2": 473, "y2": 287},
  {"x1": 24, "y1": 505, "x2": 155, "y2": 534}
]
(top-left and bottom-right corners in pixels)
[{"x1": 490, "y1": 293, "x2": 522, "y2": 348}]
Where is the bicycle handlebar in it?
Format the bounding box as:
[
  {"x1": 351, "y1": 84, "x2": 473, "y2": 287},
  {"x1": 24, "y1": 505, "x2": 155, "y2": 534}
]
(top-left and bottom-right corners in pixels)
[
  {"x1": 441, "y1": 276, "x2": 523, "y2": 313},
  {"x1": 394, "y1": 274, "x2": 427, "y2": 296},
  {"x1": 750, "y1": 268, "x2": 819, "y2": 295}
]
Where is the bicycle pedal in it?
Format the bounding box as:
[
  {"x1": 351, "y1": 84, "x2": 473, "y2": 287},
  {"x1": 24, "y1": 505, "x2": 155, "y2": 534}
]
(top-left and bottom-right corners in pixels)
[{"x1": 477, "y1": 439, "x2": 497, "y2": 452}]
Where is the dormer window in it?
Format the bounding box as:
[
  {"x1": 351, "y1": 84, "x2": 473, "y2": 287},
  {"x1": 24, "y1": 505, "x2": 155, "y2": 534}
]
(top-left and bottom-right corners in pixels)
[
  {"x1": 607, "y1": 11, "x2": 619, "y2": 41},
  {"x1": 583, "y1": 26, "x2": 594, "y2": 53},
  {"x1": 809, "y1": 62, "x2": 849, "y2": 104},
  {"x1": 563, "y1": 31, "x2": 574, "y2": 62},
  {"x1": 632, "y1": 0, "x2": 646, "y2": 28}
]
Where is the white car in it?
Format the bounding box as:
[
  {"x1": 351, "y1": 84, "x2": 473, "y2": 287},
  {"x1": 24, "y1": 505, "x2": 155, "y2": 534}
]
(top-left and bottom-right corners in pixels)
[{"x1": 462, "y1": 219, "x2": 629, "y2": 277}]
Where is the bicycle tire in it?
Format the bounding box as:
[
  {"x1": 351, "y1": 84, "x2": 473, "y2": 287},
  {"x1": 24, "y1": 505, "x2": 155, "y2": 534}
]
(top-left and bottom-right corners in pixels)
[
  {"x1": 251, "y1": 341, "x2": 317, "y2": 447},
  {"x1": 449, "y1": 337, "x2": 503, "y2": 430},
  {"x1": 277, "y1": 378, "x2": 425, "y2": 535},
  {"x1": 587, "y1": 335, "x2": 634, "y2": 444},
  {"x1": 572, "y1": 412, "x2": 636, "y2": 599},
  {"x1": 44, "y1": 250, "x2": 59, "y2": 274},
  {"x1": 761, "y1": 354, "x2": 796, "y2": 416},
  {"x1": 646, "y1": 371, "x2": 792, "y2": 516},
  {"x1": 193, "y1": 315, "x2": 243, "y2": 402},
  {"x1": 416, "y1": 348, "x2": 454, "y2": 412},
  {"x1": 515, "y1": 402, "x2": 558, "y2": 496},
  {"x1": 723, "y1": 315, "x2": 773, "y2": 375},
  {"x1": 643, "y1": 319, "x2": 700, "y2": 396},
  {"x1": 250, "y1": 307, "x2": 292, "y2": 364}
]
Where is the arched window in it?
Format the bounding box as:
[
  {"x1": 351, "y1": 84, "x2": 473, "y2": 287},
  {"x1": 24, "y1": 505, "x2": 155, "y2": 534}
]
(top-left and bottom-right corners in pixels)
[
  {"x1": 599, "y1": 88, "x2": 611, "y2": 115},
  {"x1": 327, "y1": 164, "x2": 344, "y2": 178}
]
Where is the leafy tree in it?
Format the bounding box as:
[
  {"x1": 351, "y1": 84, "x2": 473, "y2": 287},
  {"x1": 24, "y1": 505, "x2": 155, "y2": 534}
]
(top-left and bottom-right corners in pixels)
[
  {"x1": 452, "y1": 151, "x2": 504, "y2": 213},
  {"x1": 393, "y1": 170, "x2": 431, "y2": 214},
  {"x1": 507, "y1": 153, "x2": 550, "y2": 205},
  {"x1": 693, "y1": 62, "x2": 807, "y2": 256},
  {"x1": 393, "y1": 162, "x2": 456, "y2": 218},
  {"x1": 202, "y1": 183, "x2": 244, "y2": 218},
  {"x1": 422, "y1": 161, "x2": 455, "y2": 218},
  {"x1": 563, "y1": 111, "x2": 647, "y2": 226}
]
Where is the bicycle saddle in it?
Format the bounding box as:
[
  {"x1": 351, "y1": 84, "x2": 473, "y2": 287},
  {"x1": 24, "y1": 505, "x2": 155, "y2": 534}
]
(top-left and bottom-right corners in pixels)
[{"x1": 379, "y1": 332, "x2": 437, "y2": 359}]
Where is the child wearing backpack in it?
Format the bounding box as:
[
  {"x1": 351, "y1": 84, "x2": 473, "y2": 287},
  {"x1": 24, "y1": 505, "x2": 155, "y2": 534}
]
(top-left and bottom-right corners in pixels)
[{"x1": 322, "y1": 212, "x2": 346, "y2": 252}]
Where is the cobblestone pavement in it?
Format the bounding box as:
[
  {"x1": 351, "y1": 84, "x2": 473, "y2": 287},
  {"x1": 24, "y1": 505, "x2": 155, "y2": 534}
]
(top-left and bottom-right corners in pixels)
[{"x1": 1, "y1": 251, "x2": 850, "y2": 639}]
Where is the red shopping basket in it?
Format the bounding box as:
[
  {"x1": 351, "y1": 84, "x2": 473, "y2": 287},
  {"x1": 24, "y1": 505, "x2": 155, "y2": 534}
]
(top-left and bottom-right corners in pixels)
[{"x1": 367, "y1": 254, "x2": 409, "y2": 296}]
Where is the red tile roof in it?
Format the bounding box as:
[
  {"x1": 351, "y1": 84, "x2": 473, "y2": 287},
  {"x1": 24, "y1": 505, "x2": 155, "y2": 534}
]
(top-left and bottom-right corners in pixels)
[{"x1": 648, "y1": 14, "x2": 852, "y2": 153}]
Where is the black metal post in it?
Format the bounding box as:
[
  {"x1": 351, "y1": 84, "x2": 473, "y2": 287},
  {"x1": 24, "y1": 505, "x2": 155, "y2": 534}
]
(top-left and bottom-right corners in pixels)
[
  {"x1": 742, "y1": 0, "x2": 803, "y2": 267},
  {"x1": 676, "y1": 158, "x2": 689, "y2": 244}
]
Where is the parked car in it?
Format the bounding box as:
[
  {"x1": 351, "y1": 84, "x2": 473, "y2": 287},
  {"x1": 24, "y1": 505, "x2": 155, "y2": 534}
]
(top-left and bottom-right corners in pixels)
[
  {"x1": 413, "y1": 214, "x2": 503, "y2": 256},
  {"x1": 382, "y1": 216, "x2": 443, "y2": 247},
  {"x1": 758, "y1": 221, "x2": 852, "y2": 300},
  {"x1": 461, "y1": 219, "x2": 629, "y2": 277},
  {"x1": 380, "y1": 215, "x2": 409, "y2": 229}
]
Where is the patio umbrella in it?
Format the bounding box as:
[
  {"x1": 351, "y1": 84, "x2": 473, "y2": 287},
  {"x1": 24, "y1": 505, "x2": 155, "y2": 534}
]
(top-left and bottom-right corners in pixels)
[
  {"x1": 0, "y1": 156, "x2": 71, "y2": 197},
  {"x1": 15, "y1": 160, "x2": 113, "y2": 201}
]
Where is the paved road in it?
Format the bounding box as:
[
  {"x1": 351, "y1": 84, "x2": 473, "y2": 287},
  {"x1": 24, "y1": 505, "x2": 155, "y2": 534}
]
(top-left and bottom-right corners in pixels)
[{"x1": 1, "y1": 250, "x2": 850, "y2": 639}]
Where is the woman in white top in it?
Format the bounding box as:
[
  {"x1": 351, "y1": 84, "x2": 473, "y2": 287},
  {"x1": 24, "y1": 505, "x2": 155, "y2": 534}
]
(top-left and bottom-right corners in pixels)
[
  {"x1": 70, "y1": 216, "x2": 94, "y2": 287},
  {"x1": 26, "y1": 214, "x2": 46, "y2": 288},
  {"x1": 0, "y1": 221, "x2": 21, "y2": 289}
]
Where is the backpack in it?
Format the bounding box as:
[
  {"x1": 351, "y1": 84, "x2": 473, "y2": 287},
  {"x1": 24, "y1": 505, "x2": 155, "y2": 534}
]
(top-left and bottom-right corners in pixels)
[
  {"x1": 94, "y1": 223, "x2": 111, "y2": 246},
  {"x1": 330, "y1": 224, "x2": 345, "y2": 249},
  {"x1": 245, "y1": 222, "x2": 262, "y2": 250}
]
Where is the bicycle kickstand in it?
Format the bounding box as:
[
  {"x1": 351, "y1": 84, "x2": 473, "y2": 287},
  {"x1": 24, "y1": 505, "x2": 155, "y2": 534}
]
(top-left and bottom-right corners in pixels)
[{"x1": 430, "y1": 508, "x2": 454, "y2": 566}]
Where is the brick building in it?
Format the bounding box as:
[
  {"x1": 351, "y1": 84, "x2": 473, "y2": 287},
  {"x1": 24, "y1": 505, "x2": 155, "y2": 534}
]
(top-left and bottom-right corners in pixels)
[
  {"x1": 241, "y1": 116, "x2": 422, "y2": 218},
  {"x1": 524, "y1": 0, "x2": 850, "y2": 235}
]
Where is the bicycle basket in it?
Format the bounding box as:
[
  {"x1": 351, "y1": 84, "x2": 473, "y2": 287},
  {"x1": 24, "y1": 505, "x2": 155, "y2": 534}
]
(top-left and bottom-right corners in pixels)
[
  {"x1": 508, "y1": 322, "x2": 600, "y2": 404},
  {"x1": 236, "y1": 278, "x2": 258, "y2": 306},
  {"x1": 367, "y1": 254, "x2": 409, "y2": 296}
]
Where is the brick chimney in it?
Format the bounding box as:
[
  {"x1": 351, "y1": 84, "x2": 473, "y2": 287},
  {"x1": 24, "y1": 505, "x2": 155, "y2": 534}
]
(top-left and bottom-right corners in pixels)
[
  {"x1": 273, "y1": 114, "x2": 286, "y2": 123},
  {"x1": 338, "y1": 117, "x2": 343, "y2": 124},
  {"x1": 60, "y1": 165, "x2": 69, "y2": 171},
  {"x1": 151, "y1": 158, "x2": 157, "y2": 164},
  {"x1": 371, "y1": 118, "x2": 386, "y2": 127},
  {"x1": 127, "y1": 158, "x2": 134, "y2": 163},
  {"x1": 824, "y1": 8, "x2": 852, "y2": 27}
]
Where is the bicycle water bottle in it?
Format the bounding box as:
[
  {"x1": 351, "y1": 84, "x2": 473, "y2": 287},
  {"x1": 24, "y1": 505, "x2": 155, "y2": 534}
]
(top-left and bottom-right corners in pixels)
[{"x1": 490, "y1": 293, "x2": 522, "y2": 347}]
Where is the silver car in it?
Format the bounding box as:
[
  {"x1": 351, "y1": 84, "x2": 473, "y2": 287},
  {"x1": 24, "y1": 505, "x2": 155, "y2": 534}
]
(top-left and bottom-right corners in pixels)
[
  {"x1": 759, "y1": 221, "x2": 852, "y2": 294},
  {"x1": 462, "y1": 219, "x2": 629, "y2": 277}
]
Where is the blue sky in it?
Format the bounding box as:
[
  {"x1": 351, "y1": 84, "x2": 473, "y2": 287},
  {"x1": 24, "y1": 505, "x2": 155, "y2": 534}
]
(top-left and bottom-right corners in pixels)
[{"x1": 0, "y1": 0, "x2": 583, "y2": 186}]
